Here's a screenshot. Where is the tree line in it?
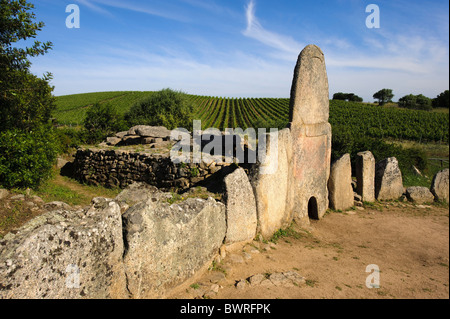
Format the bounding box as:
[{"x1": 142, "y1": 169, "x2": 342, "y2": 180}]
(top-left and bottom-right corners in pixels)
[{"x1": 333, "y1": 89, "x2": 449, "y2": 111}]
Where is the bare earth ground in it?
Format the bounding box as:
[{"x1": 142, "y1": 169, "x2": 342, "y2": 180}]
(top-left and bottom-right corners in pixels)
[{"x1": 171, "y1": 203, "x2": 449, "y2": 300}]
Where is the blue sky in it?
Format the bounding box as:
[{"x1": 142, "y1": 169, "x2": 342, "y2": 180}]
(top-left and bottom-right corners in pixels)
[{"x1": 28, "y1": 0, "x2": 449, "y2": 101}]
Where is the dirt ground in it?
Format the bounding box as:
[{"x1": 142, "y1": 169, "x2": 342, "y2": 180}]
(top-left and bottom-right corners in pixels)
[{"x1": 172, "y1": 202, "x2": 449, "y2": 300}]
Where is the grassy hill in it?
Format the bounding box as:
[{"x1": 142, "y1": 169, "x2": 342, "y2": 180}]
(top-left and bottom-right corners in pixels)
[{"x1": 55, "y1": 91, "x2": 449, "y2": 144}]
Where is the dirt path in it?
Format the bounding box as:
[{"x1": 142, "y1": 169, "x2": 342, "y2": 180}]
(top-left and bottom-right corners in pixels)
[{"x1": 171, "y1": 203, "x2": 449, "y2": 299}]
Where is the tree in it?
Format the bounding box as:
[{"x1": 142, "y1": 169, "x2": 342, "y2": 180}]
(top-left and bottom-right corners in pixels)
[
  {"x1": 83, "y1": 103, "x2": 127, "y2": 144},
  {"x1": 373, "y1": 89, "x2": 394, "y2": 106},
  {"x1": 432, "y1": 90, "x2": 449, "y2": 109},
  {"x1": 398, "y1": 94, "x2": 432, "y2": 111},
  {"x1": 333, "y1": 92, "x2": 363, "y2": 102},
  {"x1": 0, "y1": 0, "x2": 55, "y2": 132},
  {"x1": 0, "y1": 0, "x2": 57, "y2": 188},
  {"x1": 125, "y1": 88, "x2": 194, "y2": 131}
]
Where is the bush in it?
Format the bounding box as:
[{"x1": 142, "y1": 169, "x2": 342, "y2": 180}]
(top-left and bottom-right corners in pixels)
[
  {"x1": 0, "y1": 126, "x2": 59, "y2": 189},
  {"x1": 83, "y1": 103, "x2": 127, "y2": 144},
  {"x1": 125, "y1": 88, "x2": 194, "y2": 130},
  {"x1": 398, "y1": 94, "x2": 432, "y2": 111}
]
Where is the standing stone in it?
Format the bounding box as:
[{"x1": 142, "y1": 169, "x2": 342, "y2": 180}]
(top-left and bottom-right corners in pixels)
[
  {"x1": 375, "y1": 157, "x2": 404, "y2": 201},
  {"x1": 406, "y1": 186, "x2": 435, "y2": 204},
  {"x1": 355, "y1": 151, "x2": 376, "y2": 202},
  {"x1": 289, "y1": 44, "x2": 332, "y2": 223},
  {"x1": 224, "y1": 167, "x2": 257, "y2": 244},
  {"x1": 122, "y1": 196, "x2": 226, "y2": 298},
  {"x1": 328, "y1": 154, "x2": 354, "y2": 211},
  {"x1": 249, "y1": 128, "x2": 294, "y2": 238},
  {"x1": 431, "y1": 168, "x2": 449, "y2": 203}
]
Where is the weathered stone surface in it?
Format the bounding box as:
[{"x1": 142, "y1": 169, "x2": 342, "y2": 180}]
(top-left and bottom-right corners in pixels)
[
  {"x1": 106, "y1": 136, "x2": 122, "y2": 146},
  {"x1": 249, "y1": 128, "x2": 294, "y2": 238},
  {"x1": 0, "y1": 198, "x2": 128, "y2": 299},
  {"x1": 431, "y1": 169, "x2": 449, "y2": 203},
  {"x1": 355, "y1": 151, "x2": 376, "y2": 202},
  {"x1": 122, "y1": 196, "x2": 226, "y2": 298},
  {"x1": 224, "y1": 168, "x2": 257, "y2": 244},
  {"x1": 328, "y1": 154, "x2": 354, "y2": 211},
  {"x1": 289, "y1": 45, "x2": 329, "y2": 126},
  {"x1": 128, "y1": 125, "x2": 171, "y2": 139},
  {"x1": 406, "y1": 186, "x2": 435, "y2": 204},
  {"x1": 375, "y1": 157, "x2": 404, "y2": 201},
  {"x1": 288, "y1": 45, "x2": 332, "y2": 223},
  {"x1": 115, "y1": 182, "x2": 164, "y2": 207}
]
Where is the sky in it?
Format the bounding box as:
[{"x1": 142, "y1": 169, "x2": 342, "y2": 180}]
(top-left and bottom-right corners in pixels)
[{"x1": 27, "y1": 0, "x2": 449, "y2": 102}]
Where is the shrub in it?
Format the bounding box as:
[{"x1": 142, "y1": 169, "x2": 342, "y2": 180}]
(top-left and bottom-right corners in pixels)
[
  {"x1": 83, "y1": 103, "x2": 127, "y2": 144},
  {"x1": 0, "y1": 126, "x2": 59, "y2": 189},
  {"x1": 125, "y1": 88, "x2": 194, "y2": 130},
  {"x1": 398, "y1": 94, "x2": 432, "y2": 111}
]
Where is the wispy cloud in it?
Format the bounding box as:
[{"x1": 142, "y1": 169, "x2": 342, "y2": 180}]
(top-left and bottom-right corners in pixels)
[{"x1": 243, "y1": 0, "x2": 303, "y2": 60}]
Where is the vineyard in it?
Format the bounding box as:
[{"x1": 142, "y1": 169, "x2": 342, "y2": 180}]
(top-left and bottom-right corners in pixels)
[{"x1": 55, "y1": 91, "x2": 449, "y2": 144}]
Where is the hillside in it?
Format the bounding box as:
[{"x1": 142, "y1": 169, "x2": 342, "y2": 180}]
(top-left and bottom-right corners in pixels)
[{"x1": 55, "y1": 91, "x2": 449, "y2": 144}]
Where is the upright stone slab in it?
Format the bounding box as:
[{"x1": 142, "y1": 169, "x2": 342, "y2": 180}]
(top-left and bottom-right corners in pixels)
[
  {"x1": 328, "y1": 154, "x2": 354, "y2": 211},
  {"x1": 375, "y1": 157, "x2": 404, "y2": 201},
  {"x1": 289, "y1": 44, "x2": 332, "y2": 223},
  {"x1": 249, "y1": 128, "x2": 293, "y2": 238},
  {"x1": 431, "y1": 168, "x2": 449, "y2": 203},
  {"x1": 355, "y1": 151, "x2": 376, "y2": 202},
  {"x1": 224, "y1": 167, "x2": 257, "y2": 244}
]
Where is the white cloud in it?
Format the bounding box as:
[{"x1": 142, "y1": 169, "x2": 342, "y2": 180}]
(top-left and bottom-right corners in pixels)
[{"x1": 243, "y1": 0, "x2": 303, "y2": 60}]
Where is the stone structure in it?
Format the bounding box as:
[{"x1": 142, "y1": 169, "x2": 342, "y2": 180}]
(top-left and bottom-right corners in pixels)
[
  {"x1": 355, "y1": 151, "x2": 376, "y2": 202},
  {"x1": 375, "y1": 157, "x2": 404, "y2": 201},
  {"x1": 249, "y1": 44, "x2": 332, "y2": 236},
  {"x1": 289, "y1": 45, "x2": 332, "y2": 223},
  {"x1": 431, "y1": 168, "x2": 449, "y2": 203},
  {"x1": 328, "y1": 154, "x2": 354, "y2": 211},
  {"x1": 72, "y1": 149, "x2": 232, "y2": 190},
  {"x1": 223, "y1": 167, "x2": 257, "y2": 244}
]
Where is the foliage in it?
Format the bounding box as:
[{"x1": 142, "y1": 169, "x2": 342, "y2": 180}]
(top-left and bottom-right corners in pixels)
[
  {"x1": 0, "y1": 0, "x2": 54, "y2": 132},
  {"x1": 125, "y1": 88, "x2": 194, "y2": 130},
  {"x1": 398, "y1": 94, "x2": 432, "y2": 111},
  {"x1": 0, "y1": 126, "x2": 59, "y2": 189},
  {"x1": 83, "y1": 103, "x2": 127, "y2": 144},
  {"x1": 333, "y1": 92, "x2": 363, "y2": 102},
  {"x1": 432, "y1": 90, "x2": 449, "y2": 109},
  {"x1": 373, "y1": 89, "x2": 394, "y2": 106}
]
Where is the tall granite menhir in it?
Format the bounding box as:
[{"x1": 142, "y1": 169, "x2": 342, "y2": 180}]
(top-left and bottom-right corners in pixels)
[{"x1": 250, "y1": 44, "x2": 332, "y2": 237}]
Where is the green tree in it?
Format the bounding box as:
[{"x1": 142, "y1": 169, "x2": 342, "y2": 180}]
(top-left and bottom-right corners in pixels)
[
  {"x1": 0, "y1": 0, "x2": 57, "y2": 189},
  {"x1": 432, "y1": 90, "x2": 449, "y2": 109},
  {"x1": 373, "y1": 89, "x2": 394, "y2": 106},
  {"x1": 83, "y1": 103, "x2": 127, "y2": 144},
  {"x1": 332, "y1": 92, "x2": 363, "y2": 102},
  {"x1": 0, "y1": 0, "x2": 55, "y2": 132},
  {"x1": 125, "y1": 88, "x2": 194, "y2": 130},
  {"x1": 398, "y1": 94, "x2": 432, "y2": 111}
]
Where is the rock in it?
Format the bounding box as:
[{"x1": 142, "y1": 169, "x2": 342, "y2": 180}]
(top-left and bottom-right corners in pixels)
[
  {"x1": 269, "y1": 273, "x2": 293, "y2": 287},
  {"x1": 0, "y1": 189, "x2": 9, "y2": 200},
  {"x1": 10, "y1": 194, "x2": 25, "y2": 201},
  {"x1": 121, "y1": 135, "x2": 141, "y2": 145},
  {"x1": 115, "y1": 131, "x2": 128, "y2": 139},
  {"x1": 375, "y1": 157, "x2": 404, "y2": 201},
  {"x1": 249, "y1": 128, "x2": 294, "y2": 238},
  {"x1": 128, "y1": 125, "x2": 171, "y2": 139},
  {"x1": 248, "y1": 274, "x2": 265, "y2": 286},
  {"x1": 289, "y1": 44, "x2": 332, "y2": 223},
  {"x1": 355, "y1": 151, "x2": 376, "y2": 202},
  {"x1": 406, "y1": 186, "x2": 435, "y2": 204},
  {"x1": 0, "y1": 198, "x2": 128, "y2": 299},
  {"x1": 43, "y1": 201, "x2": 72, "y2": 212},
  {"x1": 328, "y1": 154, "x2": 354, "y2": 211},
  {"x1": 115, "y1": 182, "x2": 162, "y2": 207},
  {"x1": 235, "y1": 280, "x2": 247, "y2": 290},
  {"x1": 122, "y1": 196, "x2": 226, "y2": 298},
  {"x1": 106, "y1": 136, "x2": 122, "y2": 146},
  {"x1": 431, "y1": 169, "x2": 449, "y2": 203},
  {"x1": 223, "y1": 167, "x2": 257, "y2": 244},
  {"x1": 282, "y1": 271, "x2": 306, "y2": 285}
]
